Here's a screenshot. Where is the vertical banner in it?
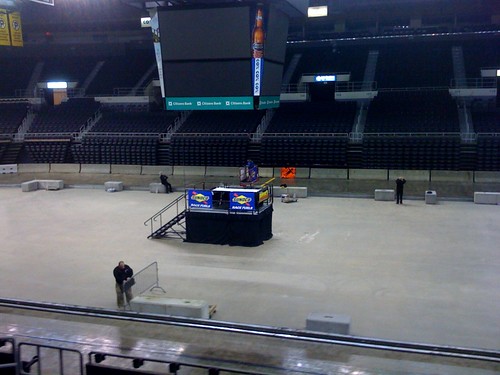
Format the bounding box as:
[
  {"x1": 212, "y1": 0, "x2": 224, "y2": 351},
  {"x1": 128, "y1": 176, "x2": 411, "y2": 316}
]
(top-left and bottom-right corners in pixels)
[
  {"x1": 0, "y1": 10, "x2": 11, "y2": 46},
  {"x1": 150, "y1": 10, "x2": 165, "y2": 98},
  {"x1": 251, "y1": 5, "x2": 265, "y2": 97},
  {"x1": 8, "y1": 11, "x2": 23, "y2": 47}
]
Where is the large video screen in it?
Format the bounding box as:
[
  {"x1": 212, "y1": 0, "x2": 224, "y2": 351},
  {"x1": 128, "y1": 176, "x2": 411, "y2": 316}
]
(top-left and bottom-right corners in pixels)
[{"x1": 157, "y1": 2, "x2": 289, "y2": 110}]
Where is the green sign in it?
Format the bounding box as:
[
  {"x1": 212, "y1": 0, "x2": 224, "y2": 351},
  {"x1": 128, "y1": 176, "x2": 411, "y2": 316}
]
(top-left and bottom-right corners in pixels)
[
  {"x1": 258, "y1": 96, "x2": 280, "y2": 109},
  {"x1": 166, "y1": 97, "x2": 254, "y2": 110}
]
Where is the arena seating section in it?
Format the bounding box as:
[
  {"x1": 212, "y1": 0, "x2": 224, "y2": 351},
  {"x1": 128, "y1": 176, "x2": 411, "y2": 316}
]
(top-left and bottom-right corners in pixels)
[{"x1": 0, "y1": 39, "x2": 498, "y2": 171}]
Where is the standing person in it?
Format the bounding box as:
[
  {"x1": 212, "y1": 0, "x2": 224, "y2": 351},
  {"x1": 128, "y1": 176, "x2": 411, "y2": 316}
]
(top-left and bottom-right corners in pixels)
[
  {"x1": 395, "y1": 176, "x2": 406, "y2": 204},
  {"x1": 113, "y1": 261, "x2": 134, "y2": 309},
  {"x1": 159, "y1": 172, "x2": 173, "y2": 193}
]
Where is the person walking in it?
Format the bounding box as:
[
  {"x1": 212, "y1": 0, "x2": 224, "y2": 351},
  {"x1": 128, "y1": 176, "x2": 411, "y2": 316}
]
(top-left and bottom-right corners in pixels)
[
  {"x1": 113, "y1": 261, "x2": 134, "y2": 309},
  {"x1": 395, "y1": 176, "x2": 406, "y2": 204}
]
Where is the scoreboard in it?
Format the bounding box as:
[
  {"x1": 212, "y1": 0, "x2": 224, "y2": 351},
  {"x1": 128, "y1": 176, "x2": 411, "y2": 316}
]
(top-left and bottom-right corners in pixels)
[{"x1": 156, "y1": 1, "x2": 289, "y2": 110}]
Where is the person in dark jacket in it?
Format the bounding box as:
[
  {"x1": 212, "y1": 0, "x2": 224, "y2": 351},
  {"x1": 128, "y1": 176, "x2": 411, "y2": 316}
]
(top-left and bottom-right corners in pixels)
[
  {"x1": 395, "y1": 177, "x2": 406, "y2": 204},
  {"x1": 113, "y1": 261, "x2": 134, "y2": 309},
  {"x1": 160, "y1": 172, "x2": 173, "y2": 193}
]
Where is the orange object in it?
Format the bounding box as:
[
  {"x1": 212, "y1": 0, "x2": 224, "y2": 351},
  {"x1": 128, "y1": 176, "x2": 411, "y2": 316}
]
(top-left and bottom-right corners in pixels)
[{"x1": 280, "y1": 167, "x2": 296, "y2": 179}]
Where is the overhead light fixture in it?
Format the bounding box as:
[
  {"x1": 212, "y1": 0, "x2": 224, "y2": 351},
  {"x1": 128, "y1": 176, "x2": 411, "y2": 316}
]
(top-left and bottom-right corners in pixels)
[{"x1": 308, "y1": 6, "x2": 328, "y2": 18}]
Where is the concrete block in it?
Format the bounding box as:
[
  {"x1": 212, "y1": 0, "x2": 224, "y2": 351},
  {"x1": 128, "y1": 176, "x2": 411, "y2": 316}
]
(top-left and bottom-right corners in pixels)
[
  {"x1": 142, "y1": 165, "x2": 173, "y2": 176},
  {"x1": 431, "y1": 170, "x2": 473, "y2": 182},
  {"x1": 111, "y1": 164, "x2": 141, "y2": 175},
  {"x1": 81, "y1": 164, "x2": 110, "y2": 174},
  {"x1": 425, "y1": 190, "x2": 437, "y2": 204},
  {"x1": 273, "y1": 186, "x2": 308, "y2": 198},
  {"x1": 206, "y1": 166, "x2": 239, "y2": 177},
  {"x1": 18, "y1": 163, "x2": 50, "y2": 173},
  {"x1": 130, "y1": 295, "x2": 209, "y2": 319},
  {"x1": 310, "y1": 168, "x2": 348, "y2": 179},
  {"x1": 173, "y1": 166, "x2": 206, "y2": 176},
  {"x1": 0, "y1": 164, "x2": 17, "y2": 174},
  {"x1": 474, "y1": 192, "x2": 499, "y2": 205},
  {"x1": 306, "y1": 313, "x2": 351, "y2": 335},
  {"x1": 104, "y1": 181, "x2": 123, "y2": 191},
  {"x1": 38, "y1": 180, "x2": 64, "y2": 190},
  {"x1": 50, "y1": 163, "x2": 80, "y2": 173},
  {"x1": 21, "y1": 180, "x2": 38, "y2": 192},
  {"x1": 150, "y1": 183, "x2": 167, "y2": 193},
  {"x1": 389, "y1": 170, "x2": 430, "y2": 182},
  {"x1": 375, "y1": 189, "x2": 394, "y2": 201},
  {"x1": 350, "y1": 169, "x2": 387, "y2": 180},
  {"x1": 474, "y1": 171, "x2": 500, "y2": 183}
]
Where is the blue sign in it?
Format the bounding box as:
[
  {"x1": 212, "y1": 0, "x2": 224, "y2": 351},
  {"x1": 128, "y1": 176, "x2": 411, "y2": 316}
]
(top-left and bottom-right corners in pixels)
[
  {"x1": 229, "y1": 191, "x2": 256, "y2": 211},
  {"x1": 187, "y1": 190, "x2": 213, "y2": 209}
]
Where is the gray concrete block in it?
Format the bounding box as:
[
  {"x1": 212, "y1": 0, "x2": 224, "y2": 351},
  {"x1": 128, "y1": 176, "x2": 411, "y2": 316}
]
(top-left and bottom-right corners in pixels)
[
  {"x1": 375, "y1": 189, "x2": 394, "y2": 201},
  {"x1": 130, "y1": 295, "x2": 209, "y2": 319},
  {"x1": 0, "y1": 164, "x2": 17, "y2": 174},
  {"x1": 38, "y1": 180, "x2": 64, "y2": 190},
  {"x1": 105, "y1": 181, "x2": 123, "y2": 191},
  {"x1": 111, "y1": 164, "x2": 141, "y2": 175},
  {"x1": 150, "y1": 183, "x2": 167, "y2": 193},
  {"x1": 306, "y1": 313, "x2": 351, "y2": 334},
  {"x1": 425, "y1": 190, "x2": 437, "y2": 204},
  {"x1": 310, "y1": 168, "x2": 348, "y2": 179},
  {"x1": 21, "y1": 180, "x2": 38, "y2": 192},
  {"x1": 474, "y1": 192, "x2": 499, "y2": 205}
]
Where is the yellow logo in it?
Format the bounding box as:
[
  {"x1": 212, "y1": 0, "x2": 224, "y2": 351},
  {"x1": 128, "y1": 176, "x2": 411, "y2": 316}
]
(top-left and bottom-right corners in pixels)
[
  {"x1": 232, "y1": 194, "x2": 252, "y2": 205},
  {"x1": 191, "y1": 193, "x2": 210, "y2": 203}
]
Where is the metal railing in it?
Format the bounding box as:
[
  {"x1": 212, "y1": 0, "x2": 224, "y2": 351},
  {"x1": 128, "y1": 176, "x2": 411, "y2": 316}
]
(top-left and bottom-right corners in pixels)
[
  {"x1": 336, "y1": 81, "x2": 377, "y2": 92},
  {"x1": 451, "y1": 77, "x2": 497, "y2": 89},
  {"x1": 19, "y1": 342, "x2": 83, "y2": 375},
  {"x1": 1, "y1": 299, "x2": 499, "y2": 364},
  {"x1": 143, "y1": 193, "x2": 186, "y2": 238},
  {"x1": 280, "y1": 83, "x2": 308, "y2": 94},
  {"x1": 123, "y1": 261, "x2": 165, "y2": 296}
]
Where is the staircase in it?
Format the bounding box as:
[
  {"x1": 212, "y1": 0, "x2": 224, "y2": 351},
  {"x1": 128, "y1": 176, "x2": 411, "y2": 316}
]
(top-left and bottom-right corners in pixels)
[
  {"x1": 362, "y1": 50, "x2": 379, "y2": 90},
  {"x1": 347, "y1": 143, "x2": 363, "y2": 169},
  {"x1": 459, "y1": 143, "x2": 477, "y2": 171},
  {"x1": 1, "y1": 142, "x2": 23, "y2": 164},
  {"x1": 247, "y1": 143, "x2": 261, "y2": 165},
  {"x1": 157, "y1": 143, "x2": 172, "y2": 166},
  {"x1": 451, "y1": 46, "x2": 467, "y2": 87},
  {"x1": 144, "y1": 194, "x2": 187, "y2": 240}
]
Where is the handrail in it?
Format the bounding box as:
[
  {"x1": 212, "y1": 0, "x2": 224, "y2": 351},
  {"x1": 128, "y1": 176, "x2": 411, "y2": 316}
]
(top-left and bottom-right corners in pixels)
[
  {"x1": 144, "y1": 193, "x2": 186, "y2": 236},
  {"x1": 0, "y1": 298, "x2": 499, "y2": 363}
]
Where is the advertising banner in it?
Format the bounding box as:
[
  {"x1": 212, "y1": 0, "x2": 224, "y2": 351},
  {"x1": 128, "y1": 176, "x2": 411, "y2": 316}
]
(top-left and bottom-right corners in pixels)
[
  {"x1": 150, "y1": 10, "x2": 165, "y2": 98},
  {"x1": 251, "y1": 5, "x2": 265, "y2": 97},
  {"x1": 258, "y1": 96, "x2": 280, "y2": 109},
  {"x1": 230, "y1": 191, "x2": 256, "y2": 212},
  {"x1": 166, "y1": 97, "x2": 253, "y2": 110},
  {"x1": 0, "y1": 10, "x2": 11, "y2": 46},
  {"x1": 187, "y1": 189, "x2": 213, "y2": 209},
  {"x1": 8, "y1": 11, "x2": 22, "y2": 47}
]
